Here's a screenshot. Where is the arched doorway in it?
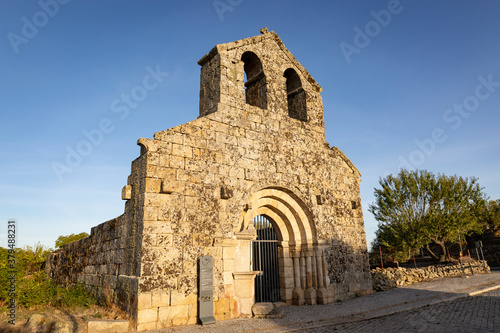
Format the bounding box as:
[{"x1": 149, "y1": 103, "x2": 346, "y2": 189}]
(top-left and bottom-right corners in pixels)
[{"x1": 253, "y1": 215, "x2": 280, "y2": 302}]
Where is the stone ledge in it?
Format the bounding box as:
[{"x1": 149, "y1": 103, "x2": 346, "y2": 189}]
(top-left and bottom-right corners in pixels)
[{"x1": 87, "y1": 319, "x2": 129, "y2": 333}]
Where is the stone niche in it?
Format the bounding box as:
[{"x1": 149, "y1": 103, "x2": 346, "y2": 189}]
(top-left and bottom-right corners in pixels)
[{"x1": 46, "y1": 29, "x2": 373, "y2": 331}]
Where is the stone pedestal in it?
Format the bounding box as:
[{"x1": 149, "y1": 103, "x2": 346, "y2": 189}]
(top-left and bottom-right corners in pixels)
[
  {"x1": 304, "y1": 288, "x2": 317, "y2": 305},
  {"x1": 316, "y1": 287, "x2": 328, "y2": 304},
  {"x1": 292, "y1": 288, "x2": 305, "y2": 305},
  {"x1": 233, "y1": 272, "x2": 259, "y2": 316},
  {"x1": 326, "y1": 284, "x2": 335, "y2": 304}
]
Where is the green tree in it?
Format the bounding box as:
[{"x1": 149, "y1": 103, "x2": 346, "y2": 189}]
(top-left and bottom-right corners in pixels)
[
  {"x1": 482, "y1": 199, "x2": 500, "y2": 233},
  {"x1": 18, "y1": 242, "x2": 53, "y2": 274},
  {"x1": 422, "y1": 174, "x2": 486, "y2": 260},
  {"x1": 369, "y1": 170, "x2": 434, "y2": 261},
  {"x1": 55, "y1": 232, "x2": 89, "y2": 249},
  {"x1": 370, "y1": 169, "x2": 487, "y2": 262}
]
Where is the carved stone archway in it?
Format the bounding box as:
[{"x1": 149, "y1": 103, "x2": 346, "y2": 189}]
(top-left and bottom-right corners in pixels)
[{"x1": 236, "y1": 187, "x2": 333, "y2": 306}]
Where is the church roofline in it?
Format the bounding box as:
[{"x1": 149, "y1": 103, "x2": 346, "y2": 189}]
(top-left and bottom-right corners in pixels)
[
  {"x1": 197, "y1": 29, "x2": 323, "y2": 93},
  {"x1": 331, "y1": 146, "x2": 361, "y2": 178}
]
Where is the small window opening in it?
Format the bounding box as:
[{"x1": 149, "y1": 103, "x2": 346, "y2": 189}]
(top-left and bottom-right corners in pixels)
[{"x1": 284, "y1": 68, "x2": 307, "y2": 121}]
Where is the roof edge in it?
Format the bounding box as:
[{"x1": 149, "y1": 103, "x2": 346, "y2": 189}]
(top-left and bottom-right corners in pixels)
[{"x1": 331, "y1": 146, "x2": 361, "y2": 178}]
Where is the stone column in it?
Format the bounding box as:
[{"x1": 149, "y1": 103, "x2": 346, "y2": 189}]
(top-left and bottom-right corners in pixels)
[
  {"x1": 292, "y1": 250, "x2": 305, "y2": 305},
  {"x1": 233, "y1": 223, "x2": 258, "y2": 316},
  {"x1": 306, "y1": 255, "x2": 312, "y2": 288},
  {"x1": 300, "y1": 255, "x2": 306, "y2": 289},
  {"x1": 304, "y1": 246, "x2": 316, "y2": 305},
  {"x1": 316, "y1": 250, "x2": 324, "y2": 288},
  {"x1": 316, "y1": 247, "x2": 328, "y2": 304},
  {"x1": 322, "y1": 255, "x2": 329, "y2": 287},
  {"x1": 311, "y1": 251, "x2": 318, "y2": 288},
  {"x1": 320, "y1": 246, "x2": 335, "y2": 304},
  {"x1": 278, "y1": 243, "x2": 294, "y2": 304},
  {"x1": 293, "y1": 256, "x2": 301, "y2": 288}
]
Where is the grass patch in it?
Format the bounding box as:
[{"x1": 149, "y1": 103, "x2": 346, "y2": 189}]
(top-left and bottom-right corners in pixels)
[{"x1": 0, "y1": 244, "x2": 129, "y2": 333}]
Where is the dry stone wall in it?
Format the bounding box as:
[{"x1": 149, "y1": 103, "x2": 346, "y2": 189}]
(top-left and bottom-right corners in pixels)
[{"x1": 371, "y1": 260, "x2": 490, "y2": 291}]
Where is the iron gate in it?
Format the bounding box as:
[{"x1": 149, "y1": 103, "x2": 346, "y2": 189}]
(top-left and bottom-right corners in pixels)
[{"x1": 252, "y1": 215, "x2": 281, "y2": 303}]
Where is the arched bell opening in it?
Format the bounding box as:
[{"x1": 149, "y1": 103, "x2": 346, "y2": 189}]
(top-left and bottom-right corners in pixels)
[
  {"x1": 241, "y1": 51, "x2": 267, "y2": 109},
  {"x1": 284, "y1": 68, "x2": 307, "y2": 121}
]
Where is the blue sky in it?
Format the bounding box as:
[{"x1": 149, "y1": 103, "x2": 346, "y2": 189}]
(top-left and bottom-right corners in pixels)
[{"x1": 1, "y1": 0, "x2": 499, "y2": 250}]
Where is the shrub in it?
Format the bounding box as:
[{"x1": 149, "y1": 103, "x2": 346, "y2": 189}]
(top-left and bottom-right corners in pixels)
[{"x1": 0, "y1": 244, "x2": 97, "y2": 309}]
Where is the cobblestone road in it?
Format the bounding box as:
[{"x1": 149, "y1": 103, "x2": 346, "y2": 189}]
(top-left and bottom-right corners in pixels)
[
  {"x1": 152, "y1": 273, "x2": 500, "y2": 333},
  {"x1": 295, "y1": 289, "x2": 500, "y2": 333}
]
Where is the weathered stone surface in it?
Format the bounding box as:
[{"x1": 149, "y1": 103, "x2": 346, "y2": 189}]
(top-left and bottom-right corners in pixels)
[
  {"x1": 23, "y1": 314, "x2": 52, "y2": 333},
  {"x1": 46, "y1": 30, "x2": 372, "y2": 331},
  {"x1": 371, "y1": 260, "x2": 490, "y2": 291},
  {"x1": 49, "y1": 321, "x2": 72, "y2": 333},
  {"x1": 22, "y1": 316, "x2": 82, "y2": 333},
  {"x1": 87, "y1": 319, "x2": 129, "y2": 333},
  {"x1": 252, "y1": 303, "x2": 275, "y2": 315}
]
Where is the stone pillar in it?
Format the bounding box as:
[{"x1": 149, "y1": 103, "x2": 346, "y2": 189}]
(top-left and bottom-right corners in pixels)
[
  {"x1": 293, "y1": 255, "x2": 301, "y2": 288},
  {"x1": 304, "y1": 246, "x2": 316, "y2": 305},
  {"x1": 278, "y1": 244, "x2": 294, "y2": 304},
  {"x1": 233, "y1": 272, "x2": 260, "y2": 317},
  {"x1": 292, "y1": 250, "x2": 305, "y2": 305},
  {"x1": 322, "y1": 255, "x2": 330, "y2": 287},
  {"x1": 306, "y1": 254, "x2": 312, "y2": 288},
  {"x1": 320, "y1": 247, "x2": 335, "y2": 303},
  {"x1": 233, "y1": 223, "x2": 258, "y2": 316},
  {"x1": 316, "y1": 248, "x2": 328, "y2": 304},
  {"x1": 311, "y1": 251, "x2": 318, "y2": 288},
  {"x1": 316, "y1": 250, "x2": 324, "y2": 288},
  {"x1": 300, "y1": 255, "x2": 306, "y2": 288}
]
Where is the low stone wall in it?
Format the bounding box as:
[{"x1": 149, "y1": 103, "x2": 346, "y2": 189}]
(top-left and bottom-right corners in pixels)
[
  {"x1": 371, "y1": 260, "x2": 490, "y2": 291},
  {"x1": 479, "y1": 243, "x2": 500, "y2": 267},
  {"x1": 45, "y1": 214, "x2": 142, "y2": 317}
]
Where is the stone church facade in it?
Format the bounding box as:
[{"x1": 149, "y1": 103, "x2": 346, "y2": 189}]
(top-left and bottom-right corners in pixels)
[{"x1": 46, "y1": 29, "x2": 372, "y2": 331}]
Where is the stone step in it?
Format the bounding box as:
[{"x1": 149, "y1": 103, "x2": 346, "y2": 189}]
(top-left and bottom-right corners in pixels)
[{"x1": 87, "y1": 319, "x2": 129, "y2": 333}]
